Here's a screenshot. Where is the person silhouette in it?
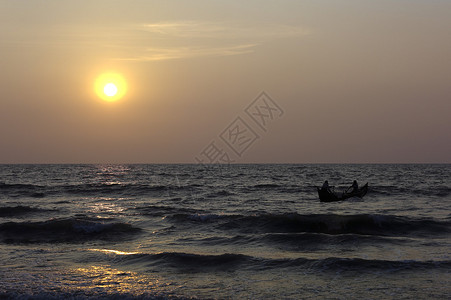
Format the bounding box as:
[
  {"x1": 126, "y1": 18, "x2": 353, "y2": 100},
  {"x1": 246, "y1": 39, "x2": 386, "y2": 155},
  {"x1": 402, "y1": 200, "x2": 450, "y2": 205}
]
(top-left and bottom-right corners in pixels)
[
  {"x1": 321, "y1": 180, "x2": 331, "y2": 191},
  {"x1": 350, "y1": 180, "x2": 359, "y2": 193}
]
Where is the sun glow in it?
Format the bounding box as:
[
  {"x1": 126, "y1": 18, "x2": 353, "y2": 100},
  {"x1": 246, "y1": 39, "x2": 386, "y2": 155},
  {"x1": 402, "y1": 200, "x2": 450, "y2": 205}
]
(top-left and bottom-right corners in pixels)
[{"x1": 95, "y1": 72, "x2": 127, "y2": 102}]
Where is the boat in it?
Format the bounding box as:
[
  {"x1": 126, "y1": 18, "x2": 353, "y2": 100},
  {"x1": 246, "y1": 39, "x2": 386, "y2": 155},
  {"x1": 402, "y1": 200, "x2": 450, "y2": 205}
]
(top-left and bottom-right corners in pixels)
[{"x1": 317, "y1": 183, "x2": 368, "y2": 202}]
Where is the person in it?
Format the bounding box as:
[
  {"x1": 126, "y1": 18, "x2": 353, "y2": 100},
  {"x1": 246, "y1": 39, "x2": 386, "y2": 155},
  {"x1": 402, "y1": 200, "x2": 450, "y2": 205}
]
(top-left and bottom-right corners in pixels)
[
  {"x1": 321, "y1": 180, "x2": 331, "y2": 191},
  {"x1": 350, "y1": 180, "x2": 359, "y2": 193}
]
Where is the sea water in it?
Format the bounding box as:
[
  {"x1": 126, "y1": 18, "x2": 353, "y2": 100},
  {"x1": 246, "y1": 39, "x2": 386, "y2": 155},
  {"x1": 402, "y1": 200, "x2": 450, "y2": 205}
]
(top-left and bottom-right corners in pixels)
[{"x1": 0, "y1": 164, "x2": 450, "y2": 299}]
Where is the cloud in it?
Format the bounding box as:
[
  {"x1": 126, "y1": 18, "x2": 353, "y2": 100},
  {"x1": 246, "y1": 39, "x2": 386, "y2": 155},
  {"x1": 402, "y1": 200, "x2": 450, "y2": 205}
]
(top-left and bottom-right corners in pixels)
[
  {"x1": 114, "y1": 21, "x2": 310, "y2": 62},
  {"x1": 1, "y1": 20, "x2": 308, "y2": 62},
  {"x1": 140, "y1": 21, "x2": 310, "y2": 39},
  {"x1": 117, "y1": 44, "x2": 257, "y2": 61}
]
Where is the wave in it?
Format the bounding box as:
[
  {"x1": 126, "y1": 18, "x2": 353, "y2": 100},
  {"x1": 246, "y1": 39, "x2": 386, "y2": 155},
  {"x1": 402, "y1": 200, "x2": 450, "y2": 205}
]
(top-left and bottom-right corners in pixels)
[
  {"x1": 308, "y1": 257, "x2": 451, "y2": 272},
  {"x1": 0, "y1": 182, "x2": 42, "y2": 190},
  {"x1": 182, "y1": 213, "x2": 228, "y2": 222},
  {"x1": 0, "y1": 181, "x2": 195, "y2": 198},
  {"x1": 0, "y1": 291, "x2": 182, "y2": 300},
  {"x1": 0, "y1": 205, "x2": 53, "y2": 217},
  {"x1": 252, "y1": 183, "x2": 282, "y2": 189},
  {"x1": 62, "y1": 183, "x2": 170, "y2": 196},
  {"x1": 0, "y1": 182, "x2": 48, "y2": 198},
  {"x1": 177, "y1": 233, "x2": 401, "y2": 251},
  {"x1": 3, "y1": 179, "x2": 449, "y2": 201},
  {"x1": 127, "y1": 252, "x2": 250, "y2": 271},
  {"x1": 134, "y1": 205, "x2": 199, "y2": 217},
  {"x1": 244, "y1": 183, "x2": 307, "y2": 193},
  {"x1": 0, "y1": 217, "x2": 141, "y2": 243},
  {"x1": 108, "y1": 251, "x2": 451, "y2": 273},
  {"x1": 206, "y1": 189, "x2": 236, "y2": 197},
  {"x1": 370, "y1": 185, "x2": 451, "y2": 198},
  {"x1": 260, "y1": 232, "x2": 396, "y2": 247},
  {"x1": 169, "y1": 213, "x2": 451, "y2": 237}
]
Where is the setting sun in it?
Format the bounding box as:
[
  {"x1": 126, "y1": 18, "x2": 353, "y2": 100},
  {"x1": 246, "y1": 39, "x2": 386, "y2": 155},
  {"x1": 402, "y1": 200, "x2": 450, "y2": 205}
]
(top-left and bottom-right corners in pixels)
[
  {"x1": 104, "y1": 83, "x2": 118, "y2": 97},
  {"x1": 95, "y1": 72, "x2": 127, "y2": 102}
]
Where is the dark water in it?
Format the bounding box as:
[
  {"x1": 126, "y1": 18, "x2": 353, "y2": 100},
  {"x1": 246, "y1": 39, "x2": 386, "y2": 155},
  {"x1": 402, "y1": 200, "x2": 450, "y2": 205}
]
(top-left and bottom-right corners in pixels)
[{"x1": 0, "y1": 164, "x2": 450, "y2": 299}]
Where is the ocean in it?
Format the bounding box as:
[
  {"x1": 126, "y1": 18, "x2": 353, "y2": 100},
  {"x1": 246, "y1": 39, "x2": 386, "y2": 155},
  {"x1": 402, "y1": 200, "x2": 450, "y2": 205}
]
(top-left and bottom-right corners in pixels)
[{"x1": 0, "y1": 164, "x2": 450, "y2": 299}]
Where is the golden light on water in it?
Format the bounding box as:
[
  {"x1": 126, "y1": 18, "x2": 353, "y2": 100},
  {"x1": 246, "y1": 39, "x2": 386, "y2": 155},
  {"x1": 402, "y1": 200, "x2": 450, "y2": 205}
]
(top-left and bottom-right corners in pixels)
[
  {"x1": 88, "y1": 248, "x2": 140, "y2": 255},
  {"x1": 72, "y1": 265, "x2": 161, "y2": 294},
  {"x1": 95, "y1": 72, "x2": 127, "y2": 102}
]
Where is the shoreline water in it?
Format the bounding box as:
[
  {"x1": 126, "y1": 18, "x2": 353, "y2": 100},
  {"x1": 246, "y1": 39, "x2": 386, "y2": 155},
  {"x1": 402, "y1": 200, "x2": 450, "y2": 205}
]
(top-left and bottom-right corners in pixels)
[{"x1": 1, "y1": 164, "x2": 450, "y2": 299}]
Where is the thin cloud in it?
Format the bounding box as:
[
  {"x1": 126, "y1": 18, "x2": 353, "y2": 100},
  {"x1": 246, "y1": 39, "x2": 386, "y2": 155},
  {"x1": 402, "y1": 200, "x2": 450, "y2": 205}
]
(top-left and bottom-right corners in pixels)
[
  {"x1": 0, "y1": 19, "x2": 310, "y2": 62},
  {"x1": 116, "y1": 21, "x2": 310, "y2": 61},
  {"x1": 139, "y1": 21, "x2": 311, "y2": 39},
  {"x1": 117, "y1": 44, "x2": 257, "y2": 61}
]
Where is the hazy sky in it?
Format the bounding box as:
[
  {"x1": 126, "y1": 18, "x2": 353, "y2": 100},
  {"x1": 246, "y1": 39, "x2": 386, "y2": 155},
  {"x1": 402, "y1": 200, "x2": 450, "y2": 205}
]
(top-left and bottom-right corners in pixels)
[{"x1": 1, "y1": 0, "x2": 450, "y2": 163}]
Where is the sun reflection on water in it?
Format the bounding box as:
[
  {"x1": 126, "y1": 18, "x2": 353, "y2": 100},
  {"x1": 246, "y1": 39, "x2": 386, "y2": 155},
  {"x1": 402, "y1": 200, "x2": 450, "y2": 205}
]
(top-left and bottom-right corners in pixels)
[
  {"x1": 88, "y1": 248, "x2": 140, "y2": 255},
  {"x1": 69, "y1": 265, "x2": 168, "y2": 296},
  {"x1": 87, "y1": 201, "x2": 125, "y2": 214}
]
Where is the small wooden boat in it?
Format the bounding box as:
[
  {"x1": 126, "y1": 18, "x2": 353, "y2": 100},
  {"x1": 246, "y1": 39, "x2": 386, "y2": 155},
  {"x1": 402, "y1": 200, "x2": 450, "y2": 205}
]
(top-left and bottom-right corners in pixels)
[{"x1": 317, "y1": 183, "x2": 368, "y2": 202}]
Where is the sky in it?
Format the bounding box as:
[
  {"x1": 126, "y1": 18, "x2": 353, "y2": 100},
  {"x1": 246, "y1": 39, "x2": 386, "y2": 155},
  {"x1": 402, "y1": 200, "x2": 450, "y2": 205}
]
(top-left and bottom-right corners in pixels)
[{"x1": 0, "y1": 0, "x2": 450, "y2": 163}]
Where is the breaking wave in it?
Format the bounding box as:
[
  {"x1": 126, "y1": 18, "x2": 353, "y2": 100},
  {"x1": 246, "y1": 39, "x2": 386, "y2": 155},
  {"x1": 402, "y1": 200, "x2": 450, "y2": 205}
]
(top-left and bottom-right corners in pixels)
[
  {"x1": 0, "y1": 217, "x2": 141, "y2": 243},
  {"x1": 105, "y1": 251, "x2": 451, "y2": 273},
  {"x1": 169, "y1": 213, "x2": 451, "y2": 237}
]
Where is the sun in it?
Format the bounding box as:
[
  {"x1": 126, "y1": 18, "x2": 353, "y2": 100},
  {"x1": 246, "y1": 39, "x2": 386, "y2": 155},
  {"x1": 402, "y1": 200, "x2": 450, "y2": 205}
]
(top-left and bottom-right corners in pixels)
[
  {"x1": 95, "y1": 72, "x2": 127, "y2": 102},
  {"x1": 104, "y1": 83, "x2": 118, "y2": 97}
]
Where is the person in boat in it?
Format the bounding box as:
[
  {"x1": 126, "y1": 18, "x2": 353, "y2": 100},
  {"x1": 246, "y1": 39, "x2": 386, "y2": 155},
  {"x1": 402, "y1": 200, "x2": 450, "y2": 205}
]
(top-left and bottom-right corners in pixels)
[
  {"x1": 321, "y1": 180, "x2": 332, "y2": 192},
  {"x1": 350, "y1": 180, "x2": 359, "y2": 193}
]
